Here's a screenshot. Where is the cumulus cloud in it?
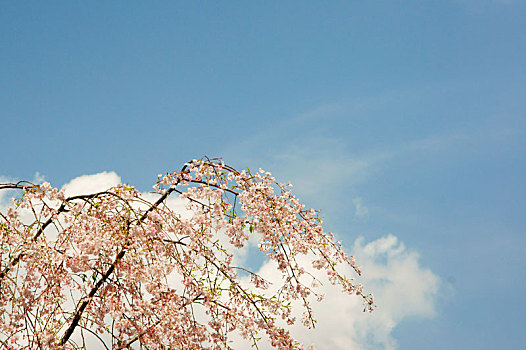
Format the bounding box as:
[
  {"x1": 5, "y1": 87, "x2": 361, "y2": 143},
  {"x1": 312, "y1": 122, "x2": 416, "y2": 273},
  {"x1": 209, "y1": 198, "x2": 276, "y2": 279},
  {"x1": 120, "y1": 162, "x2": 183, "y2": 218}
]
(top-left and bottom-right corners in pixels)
[
  {"x1": 62, "y1": 171, "x2": 122, "y2": 196},
  {"x1": 239, "y1": 234, "x2": 440, "y2": 350}
]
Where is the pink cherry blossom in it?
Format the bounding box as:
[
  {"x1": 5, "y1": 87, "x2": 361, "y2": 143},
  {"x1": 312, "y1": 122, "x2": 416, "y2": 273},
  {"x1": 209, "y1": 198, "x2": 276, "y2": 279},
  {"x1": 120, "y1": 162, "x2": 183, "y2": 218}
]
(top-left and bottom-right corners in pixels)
[{"x1": 0, "y1": 158, "x2": 374, "y2": 349}]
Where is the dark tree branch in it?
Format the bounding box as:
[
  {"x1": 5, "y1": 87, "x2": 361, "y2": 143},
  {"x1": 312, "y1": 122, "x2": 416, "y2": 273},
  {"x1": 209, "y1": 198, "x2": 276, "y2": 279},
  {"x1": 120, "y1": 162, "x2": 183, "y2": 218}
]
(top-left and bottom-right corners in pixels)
[{"x1": 58, "y1": 165, "x2": 190, "y2": 346}]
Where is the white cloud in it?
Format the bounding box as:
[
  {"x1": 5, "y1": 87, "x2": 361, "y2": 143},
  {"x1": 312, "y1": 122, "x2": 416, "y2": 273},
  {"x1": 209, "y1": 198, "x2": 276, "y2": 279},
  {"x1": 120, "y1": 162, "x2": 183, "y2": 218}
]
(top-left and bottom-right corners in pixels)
[
  {"x1": 241, "y1": 235, "x2": 440, "y2": 350},
  {"x1": 258, "y1": 127, "x2": 492, "y2": 201},
  {"x1": 226, "y1": 93, "x2": 519, "y2": 205},
  {"x1": 353, "y1": 197, "x2": 369, "y2": 217},
  {"x1": 0, "y1": 173, "x2": 47, "y2": 211},
  {"x1": 256, "y1": 137, "x2": 394, "y2": 208},
  {"x1": 62, "y1": 171, "x2": 122, "y2": 196},
  {"x1": 0, "y1": 175, "x2": 13, "y2": 209}
]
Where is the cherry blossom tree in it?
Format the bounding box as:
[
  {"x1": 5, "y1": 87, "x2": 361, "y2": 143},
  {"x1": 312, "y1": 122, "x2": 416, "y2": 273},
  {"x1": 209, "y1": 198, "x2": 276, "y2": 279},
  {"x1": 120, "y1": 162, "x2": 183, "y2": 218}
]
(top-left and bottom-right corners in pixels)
[{"x1": 0, "y1": 158, "x2": 373, "y2": 349}]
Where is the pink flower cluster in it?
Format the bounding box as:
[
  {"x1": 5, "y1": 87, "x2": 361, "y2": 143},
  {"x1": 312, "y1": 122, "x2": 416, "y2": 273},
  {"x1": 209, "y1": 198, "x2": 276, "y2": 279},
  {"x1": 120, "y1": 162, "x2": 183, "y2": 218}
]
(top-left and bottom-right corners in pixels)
[{"x1": 0, "y1": 158, "x2": 373, "y2": 349}]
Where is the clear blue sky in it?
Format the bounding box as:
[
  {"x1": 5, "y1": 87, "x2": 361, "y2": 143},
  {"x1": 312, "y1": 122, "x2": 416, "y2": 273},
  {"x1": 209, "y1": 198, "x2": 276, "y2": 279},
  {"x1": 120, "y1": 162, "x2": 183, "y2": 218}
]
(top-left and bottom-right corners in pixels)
[{"x1": 1, "y1": 1, "x2": 525, "y2": 349}]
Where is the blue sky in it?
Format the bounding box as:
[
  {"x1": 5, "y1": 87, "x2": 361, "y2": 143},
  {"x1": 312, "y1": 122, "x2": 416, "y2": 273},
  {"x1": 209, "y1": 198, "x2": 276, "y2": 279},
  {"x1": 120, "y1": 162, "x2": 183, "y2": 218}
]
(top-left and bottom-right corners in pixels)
[{"x1": 1, "y1": 1, "x2": 525, "y2": 348}]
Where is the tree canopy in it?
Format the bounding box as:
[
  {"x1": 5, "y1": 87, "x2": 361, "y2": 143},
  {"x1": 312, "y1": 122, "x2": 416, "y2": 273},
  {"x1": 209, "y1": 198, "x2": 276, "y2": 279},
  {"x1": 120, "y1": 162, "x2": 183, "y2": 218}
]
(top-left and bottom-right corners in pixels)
[{"x1": 0, "y1": 158, "x2": 373, "y2": 349}]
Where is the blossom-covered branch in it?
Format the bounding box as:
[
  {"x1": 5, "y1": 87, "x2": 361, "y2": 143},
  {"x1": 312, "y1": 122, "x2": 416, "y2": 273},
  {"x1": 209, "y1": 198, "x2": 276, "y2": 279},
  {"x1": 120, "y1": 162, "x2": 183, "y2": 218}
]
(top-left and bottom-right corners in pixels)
[{"x1": 0, "y1": 158, "x2": 373, "y2": 349}]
